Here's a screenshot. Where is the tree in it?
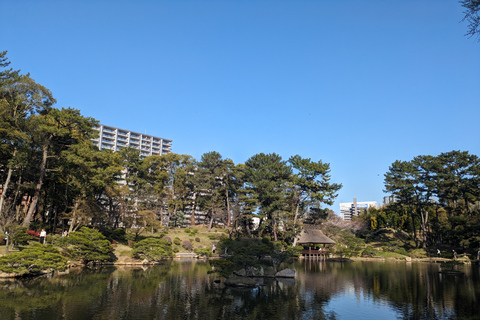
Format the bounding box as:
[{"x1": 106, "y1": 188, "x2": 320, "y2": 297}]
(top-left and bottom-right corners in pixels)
[
  {"x1": 435, "y1": 150, "x2": 480, "y2": 215},
  {"x1": 0, "y1": 68, "x2": 55, "y2": 225},
  {"x1": 196, "y1": 151, "x2": 236, "y2": 230},
  {"x1": 60, "y1": 144, "x2": 122, "y2": 232},
  {"x1": 143, "y1": 153, "x2": 196, "y2": 226},
  {"x1": 22, "y1": 107, "x2": 98, "y2": 227},
  {"x1": 244, "y1": 153, "x2": 292, "y2": 241},
  {"x1": 384, "y1": 156, "x2": 437, "y2": 249},
  {"x1": 288, "y1": 155, "x2": 342, "y2": 244},
  {"x1": 461, "y1": 0, "x2": 480, "y2": 41}
]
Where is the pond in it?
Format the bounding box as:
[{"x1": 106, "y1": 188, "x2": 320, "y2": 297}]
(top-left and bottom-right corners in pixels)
[{"x1": 1, "y1": 259, "x2": 479, "y2": 320}]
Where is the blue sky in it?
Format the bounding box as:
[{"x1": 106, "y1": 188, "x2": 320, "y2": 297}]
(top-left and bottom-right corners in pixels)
[{"x1": 2, "y1": 0, "x2": 479, "y2": 214}]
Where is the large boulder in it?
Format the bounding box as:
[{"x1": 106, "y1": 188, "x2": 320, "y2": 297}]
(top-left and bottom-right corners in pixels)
[{"x1": 275, "y1": 268, "x2": 295, "y2": 278}]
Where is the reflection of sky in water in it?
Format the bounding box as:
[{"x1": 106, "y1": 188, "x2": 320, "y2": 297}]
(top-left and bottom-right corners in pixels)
[{"x1": 324, "y1": 289, "x2": 399, "y2": 319}]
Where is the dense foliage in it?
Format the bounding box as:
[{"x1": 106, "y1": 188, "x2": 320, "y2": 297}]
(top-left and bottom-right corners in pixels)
[
  {"x1": 363, "y1": 150, "x2": 480, "y2": 251},
  {"x1": 131, "y1": 238, "x2": 174, "y2": 261},
  {"x1": 2, "y1": 48, "x2": 480, "y2": 256},
  {"x1": 55, "y1": 227, "x2": 113, "y2": 264},
  {"x1": 0, "y1": 52, "x2": 342, "y2": 245},
  {"x1": 215, "y1": 237, "x2": 301, "y2": 274},
  {"x1": 0, "y1": 243, "x2": 68, "y2": 275}
]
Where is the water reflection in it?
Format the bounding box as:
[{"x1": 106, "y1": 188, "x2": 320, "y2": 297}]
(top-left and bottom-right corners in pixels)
[{"x1": 0, "y1": 260, "x2": 479, "y2": 319}]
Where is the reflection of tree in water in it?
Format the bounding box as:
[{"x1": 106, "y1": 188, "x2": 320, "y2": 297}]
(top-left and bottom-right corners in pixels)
[
  {"x1": 297, "y1": 260, "x2": 480, "y2": 320},
  {"x1": 0, "y1": 267, "x2": 115, "y2": 319},
  {"x1": 1, "y1": 260, "x2": 479, "y2": 319}
]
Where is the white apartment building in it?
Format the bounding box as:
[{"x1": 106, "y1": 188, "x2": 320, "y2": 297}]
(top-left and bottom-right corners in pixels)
[
  {"x1": 339, "y1": 198, "x2": 377, "y2": 220},
  {"x1": 92, "y1": 124, "x2": 172, "y2": 158}
]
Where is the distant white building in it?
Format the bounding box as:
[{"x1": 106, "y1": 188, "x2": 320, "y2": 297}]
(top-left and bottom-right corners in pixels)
[
  {"x1": 383, "y1": 195, "x2": 398, "y2": 205},
  {"x1": 340, "y1": 198, "x2": 377, "y2": 220},
  {"x1": 92, "y1": 124, "x2": 172, "y2": 158}
]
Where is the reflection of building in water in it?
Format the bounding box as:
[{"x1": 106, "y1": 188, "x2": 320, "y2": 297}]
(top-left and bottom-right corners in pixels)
[{"x1": 339, "y1": 198, "x2": 377, "y2": 220}]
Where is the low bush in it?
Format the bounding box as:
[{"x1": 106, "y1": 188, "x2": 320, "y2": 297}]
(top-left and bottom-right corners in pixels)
[
  {"x1": 5, "y1": 225, "x2": 33, "y2": 246},
  {"x1": 394, "y1": 248, "x2": 408, "y2": 256},
  {"x1": 174, "y1": 237, "x2": 181, "y2": 245},
  {"x1": 27, "y1": 230, "x2": 40, "y2": 237},
  {"x1": 132, "y1": 238, "x2": 174, "y2": 261},
  {"x1": 195, "y1": 237, "x2": 200, "y2": 242},
  {"x1": 0, "y1": 243, "x2": 68, "y2": 275},
  {"x1": 182, "y1": 240, "x2": 193, "y2": 251},
  {"x1": 99, "y1": 227, "x2": 127, "y2": 243},
  {"x1": 55, "y1": 227, "x2": 114, "y2": 265},
  {"x1": 195, "y1": 247, "x2": 212, "y2": 258},
  {"x1": 208, "y1": 233, "x2": 227, "y2": 241},
  {"x1": 361, "y1": 246, "x2": 377, "y2": 257},
  {"x1": 410, "y1": 249, "x2": 427, "y2": 259},
  {"x1": 162, "y1": 236, "x2": 172, "y2": 243}
]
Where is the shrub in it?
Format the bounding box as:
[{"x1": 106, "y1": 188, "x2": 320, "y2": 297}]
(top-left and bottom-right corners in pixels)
[
  {"x1": 383, "y1": 241, "x2": 404, "y2": 252},
  {"x1": 208, "y1": 233, "x2": 227, "y2": 241},
  {"x1": 184, "y1": 228, "x2": 191, "y2": 234},
  {"x1": 6, "y1": 226, "x2": 33, "y2": 246},
  {"x1": 174, "y1": 237, "x2": 181, "y2": 245},
  {"x1": 361, "y1": 246, "x2": 377, "y2": 257},
  {"x1": 173, "y1": 247, "x2": 179, "y2": 253},
  {"x1": 195, "y1": 237, "x2": 200, "y2": 242},
  {"x1": 99, "y1": 227, "x2": 126, "y2": 242},
  {"x1": 394, "y1": 248, "x2": 408, "y2": 256},
  {"x1": 162, "y1": 236, "x2": 172, "y2": 243},
  {"x1": 0, "y1": 243, "x2": 68, "y2": 275},
  {"x1": 132, "y1": 238, "x2": 174, "y2": 261},
  {"x1": 124, "y1": 233, "x2": 136, "y2": 241},
  {"x1": 410, "y1": 249, "x2": 427, "y2": 259},
  {"x1": 190, "y1": 229, "x2": 198, "y2": 236},
  {"x1": 195, "y1": 247, "x2": 213, "y2": 257},
  {"x1": 27, "y1": 230, "x2": 40, "y2": 237},
  {"x1": 55, "y1": 227, "x2": 113, "y2": 265},
  {"x1": 182, "y1": 240, "x2": 193, "y2": 251}
]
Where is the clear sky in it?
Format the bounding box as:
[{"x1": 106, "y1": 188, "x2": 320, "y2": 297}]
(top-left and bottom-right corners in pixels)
[{"x1": 2, "y1": 0, "x2": 479, "y2": 214}]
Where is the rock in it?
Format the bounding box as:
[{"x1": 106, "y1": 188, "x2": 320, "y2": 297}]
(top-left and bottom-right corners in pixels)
[
  {"x1": 249, "y1": 266, "x2": 264, "y2": 277},
  {"x1": 264, "y1": 266, "x2": 276, "y2": 277},
  {"x1": 234, "y1": 268, "x2": 246, "y2": 276},
  {"x1": 224, "y1": 276, "x2": 258, "y2": 288},
  {"x1": 234, "y1": 266, "x2": 264, "y2": 277},
  {"x1": 275, "y1": 268, "x2": 295, "y2": 278}
]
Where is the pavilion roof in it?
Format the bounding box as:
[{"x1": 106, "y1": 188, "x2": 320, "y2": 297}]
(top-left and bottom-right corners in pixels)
[{"x1": 296, "y1": 228, "x2": 335, "y2": 245}]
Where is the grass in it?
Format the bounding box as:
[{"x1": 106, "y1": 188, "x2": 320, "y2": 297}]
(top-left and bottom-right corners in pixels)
[{"x1": 131, "y1": 226, "x2": 226, "y2": 253}]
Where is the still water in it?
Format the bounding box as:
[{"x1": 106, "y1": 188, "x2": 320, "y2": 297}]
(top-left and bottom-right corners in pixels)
[{"x1": 1, "y1": 259, "x2": 479, "y2": 320}]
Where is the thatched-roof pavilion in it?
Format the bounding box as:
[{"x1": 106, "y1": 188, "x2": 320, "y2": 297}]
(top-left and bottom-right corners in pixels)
[
  {"x1": 296, "y1": 226, "x2": 335, "y2": 259},
  {"x1": 296, "y1": 228, "x2": 335, "y2": 245}
]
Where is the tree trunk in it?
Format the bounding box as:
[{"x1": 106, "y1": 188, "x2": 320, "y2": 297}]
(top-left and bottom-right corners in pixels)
[
  {"x1": 0, "y1": 147, "x2": 16, "y2": 220},
  {"x1": 410, "y1": 206, "x2": 418, "y2": 248},
  {"x1": 68, "y1": 200, "x2": 80, "y2": 233},
  {"x1": 23, "y1": 144, "x2": 48, "y2": 227},
  {"x1": 225, "y1": 187, "x2": 231, "y2": 227},
  {"x1": 208, "y1": 212, "x2": 214, "y2": 231},
  {"x1": 272, "y1": 216, "x2": 278, "y2": 241},
  {"x1": 190, "y1": 194, "x2": 196, "y2": 226},
  {"x1": 420, "y1": 208, "x2": 428, "y2": 249}
]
